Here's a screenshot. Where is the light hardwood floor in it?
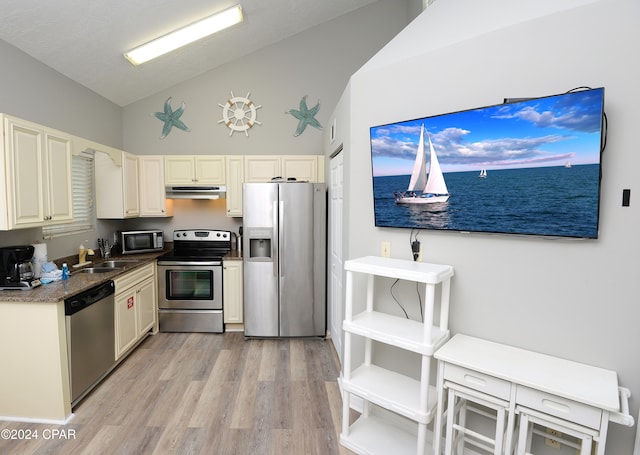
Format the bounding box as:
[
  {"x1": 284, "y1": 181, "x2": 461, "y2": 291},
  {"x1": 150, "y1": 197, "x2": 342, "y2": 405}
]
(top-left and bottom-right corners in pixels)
[{"x1": 0, "y1": 332, "x2": 354, "y2": 455}]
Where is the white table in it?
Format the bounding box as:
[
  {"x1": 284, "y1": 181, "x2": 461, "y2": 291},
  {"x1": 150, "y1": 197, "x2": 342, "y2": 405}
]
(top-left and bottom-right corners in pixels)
[{"x1": 433, "y1": 334, "x2": 633, "y2": 454}]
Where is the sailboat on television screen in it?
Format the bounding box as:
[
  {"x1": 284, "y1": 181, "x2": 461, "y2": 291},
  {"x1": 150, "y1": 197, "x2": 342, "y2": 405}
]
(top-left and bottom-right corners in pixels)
[{"x1": 394, "y1": 125, "x2": 449, "y2": 204}]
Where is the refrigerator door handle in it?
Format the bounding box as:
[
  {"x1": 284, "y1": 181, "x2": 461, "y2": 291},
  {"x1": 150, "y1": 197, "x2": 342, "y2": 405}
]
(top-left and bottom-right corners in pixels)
[
  {"x1": 279, "y1": 200, "x2": 285, "y2": 276},
  {"x1": 273, "y1": 201, "x2": 278, "y2": 277}
]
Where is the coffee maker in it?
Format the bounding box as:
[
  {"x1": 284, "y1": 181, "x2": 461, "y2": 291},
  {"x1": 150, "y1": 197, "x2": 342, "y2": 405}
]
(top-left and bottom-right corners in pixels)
[{"x1": 0, "y1": 245, "x2": 41, "y2": 290}]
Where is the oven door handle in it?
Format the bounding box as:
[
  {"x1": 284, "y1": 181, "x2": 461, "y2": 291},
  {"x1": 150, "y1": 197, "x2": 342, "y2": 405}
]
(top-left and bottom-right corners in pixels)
[{"x1": 157, "y1": 261, "x2": 222, "y2": 266}]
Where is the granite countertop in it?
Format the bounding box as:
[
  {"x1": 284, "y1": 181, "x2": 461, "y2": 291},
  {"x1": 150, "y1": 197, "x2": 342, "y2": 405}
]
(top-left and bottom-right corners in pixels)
[
  {"x1": 0, "y1": 250, "x2": 242, "y2": 303},
  {"x1": 0, "y1": 252, "x2": 164, "y2": 303},
  {"x1": 224, "y1": 250, "x2": 243, "y2": 261}
]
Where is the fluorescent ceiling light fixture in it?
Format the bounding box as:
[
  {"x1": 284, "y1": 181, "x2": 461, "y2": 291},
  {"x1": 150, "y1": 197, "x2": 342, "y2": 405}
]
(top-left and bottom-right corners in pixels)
[{"x1": 124, "y1": 5, "x2": 243, "y2": 65}]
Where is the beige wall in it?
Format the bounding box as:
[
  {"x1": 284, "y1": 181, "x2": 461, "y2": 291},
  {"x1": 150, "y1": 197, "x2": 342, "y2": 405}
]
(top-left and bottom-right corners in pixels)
[{"x1": 122, "y1": 0, "x2": 415, "y2": 158}]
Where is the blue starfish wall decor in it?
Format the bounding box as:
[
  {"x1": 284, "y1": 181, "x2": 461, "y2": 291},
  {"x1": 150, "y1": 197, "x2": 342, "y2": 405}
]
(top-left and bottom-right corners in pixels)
[
  {"x1": 152, "y1": 97, "x2": 191, "y2": 139},
  {"x1": 286, "y1": 95, "x2": 323, "y2": 137}
]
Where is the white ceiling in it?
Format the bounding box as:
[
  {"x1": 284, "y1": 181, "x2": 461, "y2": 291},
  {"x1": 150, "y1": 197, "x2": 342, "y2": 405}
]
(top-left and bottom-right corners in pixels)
[{"x1": 0, "y1": 0, "x2": 379, "y2": 107}]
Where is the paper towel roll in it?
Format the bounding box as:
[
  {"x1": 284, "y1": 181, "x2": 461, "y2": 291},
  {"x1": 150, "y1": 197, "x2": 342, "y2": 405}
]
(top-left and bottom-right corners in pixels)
[{"x1": 31, "y1": 242, "x2": 48, "y2": 278}]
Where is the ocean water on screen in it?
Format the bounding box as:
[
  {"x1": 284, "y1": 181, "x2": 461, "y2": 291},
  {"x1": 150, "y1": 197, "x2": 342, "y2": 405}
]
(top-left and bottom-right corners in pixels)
[{"x1": 372, "y1": 164, "x2": 600, "y2": 238}]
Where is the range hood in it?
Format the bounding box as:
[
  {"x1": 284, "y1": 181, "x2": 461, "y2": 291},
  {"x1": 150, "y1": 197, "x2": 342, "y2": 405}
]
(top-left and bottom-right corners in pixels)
[{"x1": 165, "y1": 185, "x2": 226, "y2": 199}]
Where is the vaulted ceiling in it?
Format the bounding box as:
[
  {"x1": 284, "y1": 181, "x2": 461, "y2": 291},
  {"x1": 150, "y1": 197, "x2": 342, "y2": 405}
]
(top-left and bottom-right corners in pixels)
[{"x1": 0, "y1": 0, "x2": 379, "y2": 106}]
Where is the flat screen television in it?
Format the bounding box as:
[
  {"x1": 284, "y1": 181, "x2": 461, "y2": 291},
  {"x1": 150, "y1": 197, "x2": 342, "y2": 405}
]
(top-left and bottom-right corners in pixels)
[{"x1": 370, "y1": 87, "x2": 605, "y2": 239}]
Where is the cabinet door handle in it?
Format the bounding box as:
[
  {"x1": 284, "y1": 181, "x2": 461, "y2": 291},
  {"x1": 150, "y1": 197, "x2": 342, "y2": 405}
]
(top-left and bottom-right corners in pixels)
[
  {"x1": 463, "y1": 374, "x2": 487, "y2": 388},
  {"x1": 541, "y1": 399, "x2": 571, "y2": 414}
]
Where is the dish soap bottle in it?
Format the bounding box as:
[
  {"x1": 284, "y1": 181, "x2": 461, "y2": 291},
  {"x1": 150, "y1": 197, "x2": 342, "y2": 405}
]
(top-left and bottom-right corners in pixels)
[
  {"x1": 61, "y1": 263, "x2": 69, "y2": 281},
  {"x1": 79, "y1": 243, "x2": 87, "y2": 264}
]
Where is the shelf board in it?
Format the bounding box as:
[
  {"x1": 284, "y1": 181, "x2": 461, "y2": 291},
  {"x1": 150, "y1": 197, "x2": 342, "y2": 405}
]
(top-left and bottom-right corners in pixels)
[
  {"x1": 343, "y1": 311, "x2": 449, "y2": 355},
  {"x1": 345, "y1": 256, "x2": 453, "y2": 284},
  {"x1": 343, "y1": 364, "x2": 438, "y2": 424},
  {"x1": 341, "y1": 412, "x2": 431, "y2": 455}
]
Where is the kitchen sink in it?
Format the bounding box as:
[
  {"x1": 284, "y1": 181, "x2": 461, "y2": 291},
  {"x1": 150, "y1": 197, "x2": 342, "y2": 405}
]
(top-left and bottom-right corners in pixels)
[
  {"x1": 100, "y1": 260, "x2": 140, "y2": 268},
  {"x1": 80, "y1": 267, "x2": 123, "y2": 274},
  {"x1": 78, "y1": 259, "x2": 141, "y2": 273}
]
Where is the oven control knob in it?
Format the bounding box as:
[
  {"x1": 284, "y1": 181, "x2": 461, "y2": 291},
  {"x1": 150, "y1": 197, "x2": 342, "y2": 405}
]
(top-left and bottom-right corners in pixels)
[{"x1": 216, "y1": 232, "x2": 221, "y2": 237}]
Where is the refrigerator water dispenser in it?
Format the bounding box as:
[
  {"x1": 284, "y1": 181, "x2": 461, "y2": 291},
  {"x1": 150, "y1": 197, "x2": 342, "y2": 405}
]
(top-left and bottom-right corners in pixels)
[
  {"x1": 249, "y1": 238, "x2": 271, "y2": 259},
  {"x1": 246, "y1": 228, "x2": 273, "y2": 262}
]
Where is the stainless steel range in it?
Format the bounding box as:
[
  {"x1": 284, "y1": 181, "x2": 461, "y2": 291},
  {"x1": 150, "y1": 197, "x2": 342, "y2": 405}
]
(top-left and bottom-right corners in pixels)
[{"x1": 157, "y1": 229, "x2": 231, "y2": 333}]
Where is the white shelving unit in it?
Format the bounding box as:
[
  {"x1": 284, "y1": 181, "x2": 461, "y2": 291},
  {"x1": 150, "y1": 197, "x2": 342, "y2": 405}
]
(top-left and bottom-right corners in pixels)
[{"x1": 340, "y1": 256, "x2": 454, "y2": 455}]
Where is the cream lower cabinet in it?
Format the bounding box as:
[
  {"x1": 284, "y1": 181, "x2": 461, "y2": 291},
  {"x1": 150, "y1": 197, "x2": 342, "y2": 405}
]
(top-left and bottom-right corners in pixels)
[
  {"x1": 223, "y1": 260, "x2": 243, "y2": 327},
  {"x1": 0, "y1": 115, "x2": 73, "y2": 230},
  {"x1": 139, "y1": 155, "x2": 173, "y2": 217},
  {"x1": 114, "y1": 263, "x2": 156, "y2": 360}
]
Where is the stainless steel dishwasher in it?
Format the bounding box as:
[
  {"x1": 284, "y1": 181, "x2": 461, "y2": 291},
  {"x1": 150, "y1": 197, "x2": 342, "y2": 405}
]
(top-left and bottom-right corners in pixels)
[{"x1": 65, "y1": 280, "x2": 116, "y2": 406}]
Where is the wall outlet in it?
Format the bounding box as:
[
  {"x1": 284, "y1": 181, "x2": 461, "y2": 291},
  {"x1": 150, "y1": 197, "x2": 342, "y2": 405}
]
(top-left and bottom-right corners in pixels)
[
  {"x1": 417, "y1": 242, "x2": 423, "y2": 262},
  {"x1": 381, "y1": 241, "x2": 391, "y2": 258},
  {"x1": 544, "y1": 428, "x2": 562, "y2": 449}
]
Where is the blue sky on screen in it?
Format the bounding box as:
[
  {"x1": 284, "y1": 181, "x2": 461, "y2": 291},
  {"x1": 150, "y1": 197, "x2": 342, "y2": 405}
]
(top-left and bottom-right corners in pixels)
[{"x1": 371, "y1": 88, "x2": 604, "y2": 176}]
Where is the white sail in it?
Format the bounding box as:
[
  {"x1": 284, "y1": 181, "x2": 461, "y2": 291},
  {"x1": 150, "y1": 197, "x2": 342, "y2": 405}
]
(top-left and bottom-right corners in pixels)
[
  {"x1": 394, "y1": 126, "x2": 449, "y2": 204},
  {"x1": 407, "y1": 125, "x2": 427, "y2": 191},
  {"x1": 423, "y1": 134, "x2": 448, "y2": 195}
]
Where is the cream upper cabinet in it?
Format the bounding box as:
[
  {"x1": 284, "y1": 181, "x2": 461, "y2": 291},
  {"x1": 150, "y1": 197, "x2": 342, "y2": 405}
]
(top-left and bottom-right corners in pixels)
[
  {"x1": 283, "y1": 155, "x2": 325, "y2": 182},
  {"x1": 0, "y1": 115, "x2": 73, "y2": 230},
  {"x1": 244, "y1": 155, "x2": 324, "y2": 183},
  {"x1": 244, "y1": 155, "x2": 281, "y2": 182},
  {"x1": 164, "y1": 155, "x2": 225, "y2": 185},
  {"x1": 227, "y1": 155, "x2": 324, "y2": 217},
  {"x1": 225, "y1": 155, "x2": 244, "y2": 217},
  {"x1": 124, "y1": 154, "x2": 139, "y2": 216},
  {"x1": 138, "y1": 155, "x2": 173, "y2": 217},
  {"x1": 44, "y1": 133, "x2": 74, "y2": 222},
  {"x1": 95, "y1": 150, "x2": 140, "y2": 219}
]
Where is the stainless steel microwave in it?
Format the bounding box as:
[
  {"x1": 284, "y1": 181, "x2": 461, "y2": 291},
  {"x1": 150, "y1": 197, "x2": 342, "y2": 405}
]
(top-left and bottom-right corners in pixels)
[{"x1": 120, "y1": 230, "x2": 164, "y2": 254}]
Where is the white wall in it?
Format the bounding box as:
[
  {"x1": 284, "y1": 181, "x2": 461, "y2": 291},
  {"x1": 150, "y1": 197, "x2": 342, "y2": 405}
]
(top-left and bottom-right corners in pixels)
[{"x1": 336, "y1": 0, "x2": 640, "y2": 452}]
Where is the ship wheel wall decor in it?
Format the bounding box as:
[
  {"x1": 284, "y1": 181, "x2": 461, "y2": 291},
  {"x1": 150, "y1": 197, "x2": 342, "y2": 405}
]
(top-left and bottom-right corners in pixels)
[{"x1": 218, "y1": 92, "x2": 262, "y2": 136}]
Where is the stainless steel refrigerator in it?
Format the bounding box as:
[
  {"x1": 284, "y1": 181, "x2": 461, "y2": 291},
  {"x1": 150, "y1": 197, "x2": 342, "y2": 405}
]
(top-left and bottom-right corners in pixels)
[{"x1": 243, "y1": 182, "x2": 326, "y2": 337}]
